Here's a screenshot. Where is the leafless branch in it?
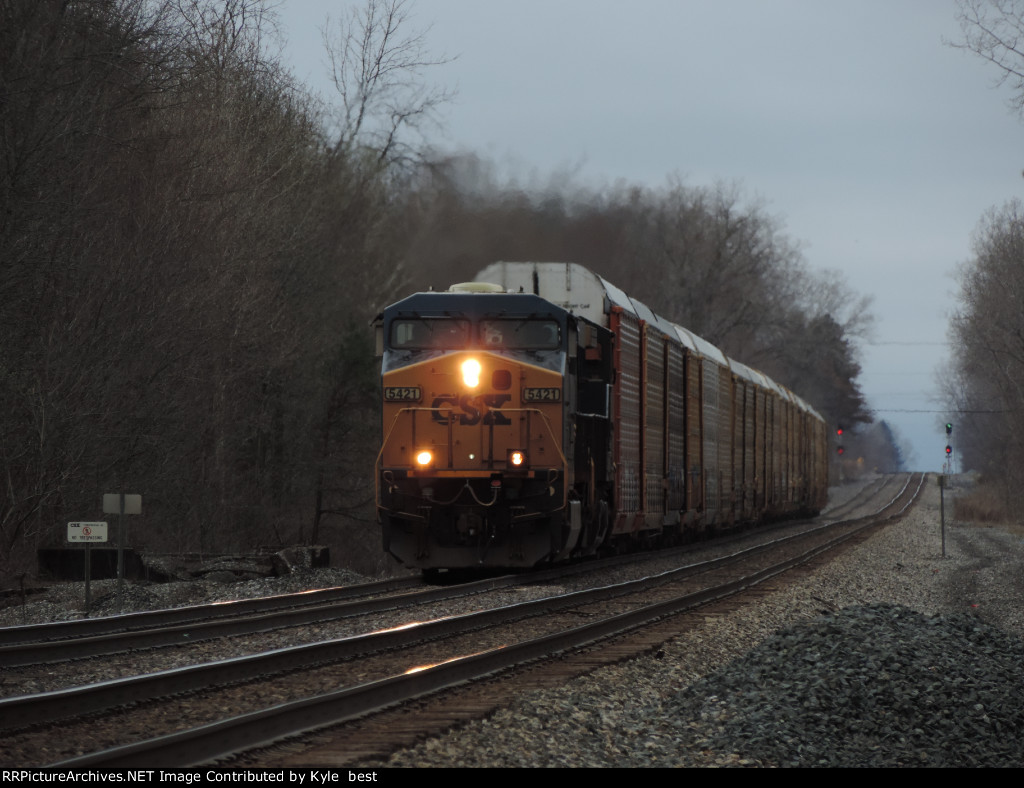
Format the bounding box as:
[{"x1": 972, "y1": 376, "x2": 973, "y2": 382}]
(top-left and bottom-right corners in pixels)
[
  {"x1": 951, "y1": 0, "x2": 1024, "y2": 116},
  {"x1": 321, "y1": 0, "x2": 455, "y2": 166}
]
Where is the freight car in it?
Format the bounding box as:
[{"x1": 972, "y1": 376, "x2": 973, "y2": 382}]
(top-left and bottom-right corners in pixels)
[{"x1": 373, "y1": 262, "x2": 828, "y2": 572}]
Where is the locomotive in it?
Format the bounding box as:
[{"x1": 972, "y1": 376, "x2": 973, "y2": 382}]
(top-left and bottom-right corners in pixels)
[{"x1": 374, "y1": 262, "x2": 828, "y2": 572}]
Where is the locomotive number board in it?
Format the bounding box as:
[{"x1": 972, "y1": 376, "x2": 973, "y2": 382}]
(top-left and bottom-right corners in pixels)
[
  {"x1": 523, "y1": 387, "x2": 561, "y2": 402},
  {"x1": 384, "y1": 386, "x2": 422, "y2": 402}
]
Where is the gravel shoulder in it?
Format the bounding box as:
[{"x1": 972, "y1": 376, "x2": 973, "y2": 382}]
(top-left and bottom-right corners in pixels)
[{"x1": 361, "y1": 477, "x2": 1024, "y2": 768}]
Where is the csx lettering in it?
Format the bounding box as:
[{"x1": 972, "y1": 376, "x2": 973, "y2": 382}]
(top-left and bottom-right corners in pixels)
[{"x1": 431, "y1": 394, "x2": 511, "y2": 425}]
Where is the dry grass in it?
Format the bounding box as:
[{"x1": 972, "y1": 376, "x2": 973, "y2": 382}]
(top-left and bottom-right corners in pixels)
[
  {"x1": 953, "y1": 481, "x2": 1024, "y2": 534},
  {"x1": 954, "y1": 490, "x2": 1006, "y2": 523}
]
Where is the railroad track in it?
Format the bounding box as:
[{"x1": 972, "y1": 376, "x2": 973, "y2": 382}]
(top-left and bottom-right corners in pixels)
[
  {"x1": 0, "y1": 476, "x2": 899, "y2": 672},
  {"x1": 0, "y1": 473, "x2": 923, "y2": 767},
  {"x1": 822, "y1": 474, "x2": 893, "y2": 520},
  {"x1": 0, "y1": 576, "x2": 425, "y2": 648},
  {"x1": 0, "y1": 533, "x2": 814, "y2": 672}
]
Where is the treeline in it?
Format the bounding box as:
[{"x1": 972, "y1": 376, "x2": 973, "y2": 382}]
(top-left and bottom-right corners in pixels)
[
  {"x1": 1, "y1": 0, "x2": 399, "y2": 575},
  {"x1": 403, "y1": 160, "x2": 875, "y2": 429},
  {"x1": 1, "y1": 0, "x2": 880, "y2": 578},
  {"x1": 947, "y1": 201, "x2": 1024, "y2": 504},
  {"x1": 946, "y1": 1, "x2": 1024, "y2": 512}
]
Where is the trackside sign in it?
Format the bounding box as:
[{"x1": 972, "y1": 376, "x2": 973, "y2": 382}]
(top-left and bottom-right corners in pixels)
[{"x1": 68, "y1": 521, "x2": 109, "y2": 542}]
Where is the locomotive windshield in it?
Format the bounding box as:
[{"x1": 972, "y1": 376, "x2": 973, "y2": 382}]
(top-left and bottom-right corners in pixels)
[
  {"x1": 480, "y1": 319, "x2": 560, "y2": 350},
  {"x1": 390, "y1": 318, "x2": 471, "y2": 349},
  {"x1": 389, "y1": 317, "x2": 561, "y2": 351}
]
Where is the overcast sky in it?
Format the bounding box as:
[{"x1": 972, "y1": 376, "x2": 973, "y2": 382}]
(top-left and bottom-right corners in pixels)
[{"x1": 281, "y1": 0, "x2": 1024, "y2": 472}]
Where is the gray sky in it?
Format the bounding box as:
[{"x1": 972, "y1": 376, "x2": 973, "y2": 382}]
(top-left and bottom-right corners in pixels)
[{"x1": 281, "y1": 0, "x2": 1024, "y2": 472}]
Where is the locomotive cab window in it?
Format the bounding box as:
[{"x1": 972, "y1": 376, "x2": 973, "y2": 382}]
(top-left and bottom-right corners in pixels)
[
  {"x1": 390, "y1": 318, "x2": 470, "y2": 349},
  {"x1": 480, "y1": 319, "x2": 560, "y2": 350}
]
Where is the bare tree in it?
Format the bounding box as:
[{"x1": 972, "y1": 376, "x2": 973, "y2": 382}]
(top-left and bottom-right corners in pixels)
[
  {"x1": 170, "y1": 0, "x2": 281, "y2": 72},
  {"x1": 946, "y1": 199, "x2": 1024, "y2": 508},
  {"x1": 952, "y1": 0, "x2": 1024, "y2": 117},
  {"x1": 621, "y1": 179, "x2": 805, "y2": 352},
  {"x1": 390, "y1": 160, "x2": 874, "y2": 434},
  {"x1": 321, "y1": 0, "x2": 455, "y2": 167},
  {"x1": 946, "y1": 2, "x2": 1024, "y2": 508}
]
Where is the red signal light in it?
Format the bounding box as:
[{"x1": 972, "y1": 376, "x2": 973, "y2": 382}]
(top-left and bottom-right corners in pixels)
[{"x1": 945, "y1": 445, "x2": 952, "y2": 456}]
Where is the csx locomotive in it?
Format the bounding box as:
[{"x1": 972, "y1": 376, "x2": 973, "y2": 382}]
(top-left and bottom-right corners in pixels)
[{"x1": 374, "y1": 262, "x2": 828, "y2": 572}]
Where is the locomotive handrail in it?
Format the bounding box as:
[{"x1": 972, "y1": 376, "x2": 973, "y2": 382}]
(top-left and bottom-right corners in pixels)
[
  {"x1": 494, "y1": 405, "x2": 568, "y2": 467},
  {"x1": 375, "y1": 406, "x2": 450, "y2": 510},
  {"x1": 375, "y1": 405, "x2": 569, "y2": 511},
  {"x1": 493, "y1": 406, "x2": 569, "y2": 510}
]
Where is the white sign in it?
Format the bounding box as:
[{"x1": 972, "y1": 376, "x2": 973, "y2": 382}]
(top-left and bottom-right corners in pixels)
[
  {"x1": 68, "y1": 521, "x2": 109, "y2": 543},
  {"x1": 102, "y1": 494, "x2": 142, "y2": 515}
]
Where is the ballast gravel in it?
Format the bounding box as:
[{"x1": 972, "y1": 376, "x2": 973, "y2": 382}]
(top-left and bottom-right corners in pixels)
[
  {"x1": 661, "y1": 605, "x2": 1024, "y2": 767},
  {"x1": 363, "y1": 478, "x2": 1024, "y2": 768},
  {"x1": 3, "y1": 476, "x2": 1023, "y2": 768}
]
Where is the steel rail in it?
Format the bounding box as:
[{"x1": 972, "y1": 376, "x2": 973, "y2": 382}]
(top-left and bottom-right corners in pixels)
[
  {"x1": 0, "y1": 522, "x2": 845, "y2": 729},
  {"x1": 0, "y1": 576, "x2": 422, "y2": 647},
  {"x1": 51, "y1": 474, "x2": 924, "y2": 768},
  {"x1": 0, "y1": 573, "x2": 532, "y2": 667},
  {"x1": 0, "y1": 474, "x2": 910, "y2": 668},
  {"x1": 822, "y1": 474, "x2": 891, "y2": 519},
  {"x1": 0, "y1": 543, "x2": 717, "y2": 667},
  {"x1": 8, "y1": 475, "x2": 923, "y2": 742}
]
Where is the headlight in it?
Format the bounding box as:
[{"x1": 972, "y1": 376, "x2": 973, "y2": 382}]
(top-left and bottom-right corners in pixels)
[
  {"x1": 508, "y1": 450, "x2": 526, "y2": 467},
  {"x1": 461, "y1": 358, "x2": 481, "y2": 388},
  {"x1": 415, "y1": 450, "x2": 433, "y2": 467}
]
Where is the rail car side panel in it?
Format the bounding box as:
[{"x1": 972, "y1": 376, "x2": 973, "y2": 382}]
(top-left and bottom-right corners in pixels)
[
  {"x1": 730, "y1": 377, "x2": 741, "y2": 521},
  {"x1": 783, "y1": 399, "x2": 792, "y2": 505},
  {"x1": 644, "y1": 328, "x2": 667, "y2": 528},
  {"x1": 738, "y1": 378, "x2": 756, "y2": 520},
  {"x1": 770, "y1": 392, "x2": 774, "y2": 509},
  {"x1": 792, "y1": 409, "x2": 803, "y2": 506},
  {"x1": 811, "y1": 416, "x2": 827, "y2": 510},
  {"x1": 701, "y1": 359, "x2": 721, "y2": 524},
  {"x1": 797, "y1": 410, "x2": 808, "y2": 506},
  {"x1": 789, "y1": 401, "x2": 799, "y2": 508},
  {"x1": 754, "y1": 387, "x2": 766, "y2": 511},
  {"x1": 666, "y1": 341, "x2": 686, "y2": 518},
  {"x1": 781, "y1": 399, "x2": 793, "y2": 510},
  {"x1": 718, "y1": 368, "x2": 734, "y2": 525},
  {"x1": 684, "y1": 350, "x2": 703, "y2": 527},
  {"x1": 611, "y1": 308, "x2": 642, "y2": 533}
]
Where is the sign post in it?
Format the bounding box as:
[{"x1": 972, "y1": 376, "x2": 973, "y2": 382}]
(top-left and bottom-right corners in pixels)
[
  {"x1": 68, "y1": 521, "x2": 108, "y2": 617},
  {"x1": 102, "y1": 493, "x2": 141, "y2": 612},
  {"x1": 937, "y1": 475, "x2": 946, "y2": 559}
]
